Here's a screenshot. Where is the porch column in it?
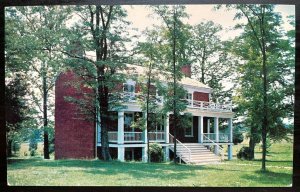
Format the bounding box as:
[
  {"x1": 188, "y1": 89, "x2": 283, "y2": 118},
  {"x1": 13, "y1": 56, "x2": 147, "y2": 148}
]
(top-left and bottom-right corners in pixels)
[
  {"x1": 165, "y1": 113, "x2": 170, "y2": 143},
  {"x1": 164, "y1": 146, "x2": 170, "y2": 162},
  {"x1": 143, "y1": 112, "x2": 148, "y2": 143},
  {"x1": 198, "y1": 116, "x2": 203, "y2": 143},
  {"x1": 118, "y1": 111, "x2": 124, "y2": 144},
  {"x1": 142, "y1": 146, "x2": 148, "y2": 162},
  {"x1": 207, "y1": 118, "x2": 210, "y2": 134},
  {"x1": 118, "y1": 147, "x2": 125, "y2": 162},
  {"x1": 228, "y1": 118, "x2": 233, "y2": 160},
  {"x1": 228, "y1": 118, "x2": 233, "y2": 143},
  {"x1": 214, "y1": 117, "x2": 219, "y2": 154},
  {"x1": 117, "y1": 111, "x2": 125, "y2": 162}
]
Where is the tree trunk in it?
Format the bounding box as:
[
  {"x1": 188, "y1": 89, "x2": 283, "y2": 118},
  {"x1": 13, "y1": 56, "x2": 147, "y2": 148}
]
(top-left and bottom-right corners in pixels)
[
  {"x1": 249, "y1": 136, "x2": 256, "y2": 160},
  {"x1": 261, "y1": 5, "x2": 267, "y2": 171},
  {"x1": 99, "y1": 83, "x2": 112, "y2": 161},
  {"x1": 43, "y1": 64, "x2": 50, "y2": 159},
  {"x1": 7, "y1": 139, "x2": 12, "y2": 157},
  {"x1": 146, "y1": 63, "x2": 151, "y2": 163},
  {"x1": 172, "y1": 8, "x2": 177, "y2": 164}
]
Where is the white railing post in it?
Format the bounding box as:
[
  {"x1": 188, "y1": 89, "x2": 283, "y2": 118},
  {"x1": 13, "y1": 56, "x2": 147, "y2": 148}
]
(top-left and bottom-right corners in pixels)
[
  {"x1": 143, "y1": 112, "x2": 148, "y2": 144},
  {"x1": 118, "y1": 111, "x2": 124, "y2": 144},
  {"x1": 203, "y1": 134, "x2": 224, "y2": 161},
  {"x1": 165, "y1": 113, "x2": 170, "y2": 143},
  {"x1": 214, "y1": 117, "x2": 219, "y2": 155},
  {"x1": 169, "y1": 133, "x2": 191, "y2": 164},
  {"x1": 198, "y1": 116, "x2": 203, "y2": 143},
  {"x1": 228, "y1": 118, "x2": 233, "y2": 160}
]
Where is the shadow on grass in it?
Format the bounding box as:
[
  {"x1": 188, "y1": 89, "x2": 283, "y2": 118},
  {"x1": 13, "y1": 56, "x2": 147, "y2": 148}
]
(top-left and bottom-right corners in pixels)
[
  {"x1": 8, "y1": 158, "x2": 211, "y2": 181},
  {"x1": 240, "y1": 170, "x2": 292, "y2": 185},
  {"x1": 251, "y1": 159, "x2": 293, "y2": 164}
]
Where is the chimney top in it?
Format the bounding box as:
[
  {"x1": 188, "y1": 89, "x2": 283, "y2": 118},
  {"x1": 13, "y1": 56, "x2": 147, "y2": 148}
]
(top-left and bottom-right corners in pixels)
[{"x1": 181, "y1": 64, "x2": 191, "y2": 78}]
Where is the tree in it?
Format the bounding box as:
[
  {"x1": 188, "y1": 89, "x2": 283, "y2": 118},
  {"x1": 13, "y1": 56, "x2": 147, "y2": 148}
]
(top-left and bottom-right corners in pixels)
[
  {"x1": 64, "y1": 5, "x2": 130, "y2": 161},
  {"x1": 5, "y1": 74, "x2": 29, "y2": 156},
  {"x1": 225, "y1": 5, "x2": 294, "y2": 170},
  {"x1": 5, "y1": 6, "x2": 71, "y2": 159},
  {"x1": 133, "y1": 37, "x2": 164, "y2": 162},
  {"x1": 151, "y1": 5, "x2": 191, "y2": 163},
  {"x1": 190, "y1": 21, "x2": 235, "y2": 102}
]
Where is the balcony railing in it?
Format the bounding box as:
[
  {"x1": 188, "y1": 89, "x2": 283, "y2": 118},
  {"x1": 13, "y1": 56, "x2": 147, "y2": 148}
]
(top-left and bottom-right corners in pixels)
[
  {"x1": 186, "y1": 99, "x2": 232, "y2": 112},
  {"x1": 119, "y1": 92, "x2": 232, "y2": 112},
  {"x1": 121, "y1": 92, "x2": 164, "y2": 105},
  {"x1": 203, "y1": 133, "x2": 230, "y2": 143},
  {"x1": 149, "y1": 131, "x2": 165, "y2": 142}
]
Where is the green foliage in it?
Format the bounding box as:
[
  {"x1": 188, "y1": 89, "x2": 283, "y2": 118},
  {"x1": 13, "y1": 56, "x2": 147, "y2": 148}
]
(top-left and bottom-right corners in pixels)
[
  {"x1": 149, "y1": 143, "x2": 164, "y2": 162},
  {"x1": 237, "y1": 146, "x2": 253, "y2": 160},
  {"x1": 5, "y1": 74, "x2": 29, "y2": 156},
  {"x1": 226, "y1": 5, "x2": 294, "y2": 165},
  {"x1": 5, "y1": 6, "x2": 71, "y2": 159},
  {"x1": 29, "y1": 129, "x2": 41, "y2": 156},
  {"x1": 190, "y1": 21, "x2": 235, "y2": 102},
  {"x1": 12, "y1": 140, "x2": 21, "y2": 154},
  {"x1": 233, "y1": 128, "x2": 244, "y2": 145}
]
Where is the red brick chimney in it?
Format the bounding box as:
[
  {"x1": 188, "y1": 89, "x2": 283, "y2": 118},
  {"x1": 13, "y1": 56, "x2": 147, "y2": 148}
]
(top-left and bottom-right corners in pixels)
[{"x1": 181, "y1": 64, "x2": 191, "y2": 78}]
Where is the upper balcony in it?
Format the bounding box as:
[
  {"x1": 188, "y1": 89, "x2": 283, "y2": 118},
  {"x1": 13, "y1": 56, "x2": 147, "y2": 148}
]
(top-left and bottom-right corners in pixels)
[{"x1": 120, "y1": 92, "x2": 232, "y2": 112}]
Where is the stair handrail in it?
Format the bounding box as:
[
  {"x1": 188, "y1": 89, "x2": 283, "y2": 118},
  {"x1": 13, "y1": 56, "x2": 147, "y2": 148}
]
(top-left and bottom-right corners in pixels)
[
  {"x1": 203, "y1": 134, "x2": 224, "y2": 161},
  {"x1": 169, "y1": 133, "x2": 191, "y2": 163}
]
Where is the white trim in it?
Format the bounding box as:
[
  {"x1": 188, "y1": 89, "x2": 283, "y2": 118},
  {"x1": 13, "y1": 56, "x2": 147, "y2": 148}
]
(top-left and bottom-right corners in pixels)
[
  {"x1": 198, "y1": 116, "x2": 203, "y2": 143},
  {"x1": 183, "y1": 84, "x2": 211, "y2": 94}
]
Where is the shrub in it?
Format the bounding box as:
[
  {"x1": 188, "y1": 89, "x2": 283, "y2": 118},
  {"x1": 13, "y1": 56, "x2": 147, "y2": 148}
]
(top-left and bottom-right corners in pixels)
[
  {"x1": 49, "y1": 143, "x2": 55, "y2": 154},
  {"x1": 237, "y1": 146, "x2": 253, "y2": 160},
  {"x1": 12, "y1": 140, "x2": 21, "y2": 154},
  {"x1": 30, "y1": 150, "x2": 37, "y2": 156},
  {"x1": 149, "y1": 143, "x2": 164, "y2": 162}
]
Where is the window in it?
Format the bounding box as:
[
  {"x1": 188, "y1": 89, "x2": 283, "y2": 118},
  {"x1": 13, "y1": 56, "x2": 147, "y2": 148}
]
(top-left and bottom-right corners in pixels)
[
  {"x1": 186, "y1": 93, "x2": 192, "y2": 106},
  {"x1": 123, "y1": 83, "x2": 135, "y2": 93},
  {"x1": 124, "y1": 113, "x2": 134, "y2": 131},
  {"x1": 185, "y1": 117, "x2": 193, "y2": 137},
  {"x1": 186, "y1": 93, "x2": 192, "y2": 100}
]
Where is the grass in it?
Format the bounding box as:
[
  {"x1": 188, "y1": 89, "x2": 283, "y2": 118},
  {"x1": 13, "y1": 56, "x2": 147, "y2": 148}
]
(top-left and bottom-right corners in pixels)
[{"x1": 7, "y1": 140, "x2": 293, "y2": 187}]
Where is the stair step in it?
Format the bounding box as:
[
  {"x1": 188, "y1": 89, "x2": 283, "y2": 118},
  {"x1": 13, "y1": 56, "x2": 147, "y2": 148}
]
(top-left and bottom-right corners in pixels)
[{"x1": 169, "y1": 142, "x2": 222, "y2": 165}]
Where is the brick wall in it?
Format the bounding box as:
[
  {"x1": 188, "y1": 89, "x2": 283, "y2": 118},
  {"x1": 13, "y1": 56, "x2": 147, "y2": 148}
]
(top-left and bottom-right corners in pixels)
[
  {"x1": 55, "y1": 71, "x2": 95, "y2": 159},
  {"x1": 193, "y1": 91, "x2": 209, "y2": 102}
]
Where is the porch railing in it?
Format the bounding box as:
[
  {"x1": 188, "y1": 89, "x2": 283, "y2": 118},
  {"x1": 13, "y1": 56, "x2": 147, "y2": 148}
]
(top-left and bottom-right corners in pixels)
[
  {"x1": 124, "y1": 132, "x2": 143, "y2": 142},
  {"x1": 203, "y1": 134, "x2": 224, "y2": 161},
  {"x1": 107, "y1": 131, "x2": 165, "y2": 143},
  {"x1": 203, "y1": 133, "x2": 230, "y2": 143},
  {"x1": 149, "y1": 131, "x2": 165, "y2": 142},
  {"x1": 169, "y1": 133, "x2": 191, "y2": 164},
  {"x1": 108, "y1": 131, "x2": 118, "y2": 142}
]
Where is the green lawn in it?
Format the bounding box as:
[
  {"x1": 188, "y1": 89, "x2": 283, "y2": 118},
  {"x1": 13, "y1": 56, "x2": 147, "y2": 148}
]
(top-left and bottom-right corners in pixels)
[{"x1": 7, "y1": 141, "x2": 293, "y2": 187}]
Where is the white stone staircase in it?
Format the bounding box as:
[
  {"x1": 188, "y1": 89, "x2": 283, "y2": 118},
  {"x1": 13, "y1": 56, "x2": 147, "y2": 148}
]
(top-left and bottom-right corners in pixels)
[{"x1": 169, "y1": 143, "x2": 221, "y2": 165}]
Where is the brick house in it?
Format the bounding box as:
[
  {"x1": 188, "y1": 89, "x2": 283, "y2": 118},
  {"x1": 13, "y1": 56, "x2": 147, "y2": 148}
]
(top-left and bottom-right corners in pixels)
[{"x1": 55, "y1": 64, "x2": 234, "y2": 164}]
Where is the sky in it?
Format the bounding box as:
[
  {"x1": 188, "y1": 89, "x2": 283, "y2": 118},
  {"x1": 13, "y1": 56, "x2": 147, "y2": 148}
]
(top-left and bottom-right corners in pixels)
[{"x1": 124, "y1": 5, "x2": 295, "y2": 41}]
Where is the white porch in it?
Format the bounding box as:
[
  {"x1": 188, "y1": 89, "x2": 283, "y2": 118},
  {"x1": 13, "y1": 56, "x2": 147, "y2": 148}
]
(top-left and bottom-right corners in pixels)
[{"x1": 96, "y1": 110, "x2": 234, "y2": 162}]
